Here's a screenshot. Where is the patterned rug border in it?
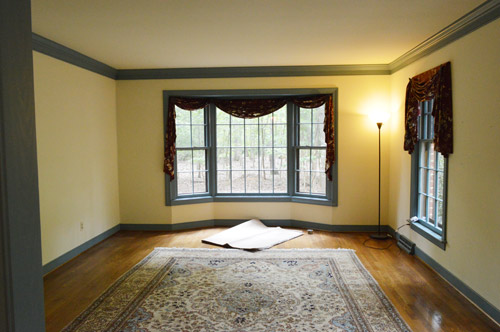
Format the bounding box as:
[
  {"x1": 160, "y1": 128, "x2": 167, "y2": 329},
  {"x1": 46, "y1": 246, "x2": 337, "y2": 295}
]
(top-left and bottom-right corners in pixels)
[{"x1": 62, "y1": 247, "x2": 412, "y2": 332}]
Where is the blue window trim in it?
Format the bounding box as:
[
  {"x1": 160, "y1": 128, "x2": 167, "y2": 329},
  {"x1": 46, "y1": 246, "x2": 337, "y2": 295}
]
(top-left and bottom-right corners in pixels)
[
  {"x1": 164, "y1": 88, "x2": 338, "y2": 207},
  {"x1": 409, "y1": 102, "x2": 449, "y2": 250}
]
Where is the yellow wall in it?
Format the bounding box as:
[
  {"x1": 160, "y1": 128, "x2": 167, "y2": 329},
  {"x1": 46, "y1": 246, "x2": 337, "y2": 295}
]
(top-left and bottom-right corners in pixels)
[
  {"x1": 33, "y1": 16, "x2": 500, "y2": 313},
  {"x1": 33, "y1": 52, "x2": 120, "y2": 265},
  {"x1": 388, "y1": 19, "x2": 500, "y2": 309},
  {"x1": 116, "y1": 76, "x2": 391, "y2": 225}
]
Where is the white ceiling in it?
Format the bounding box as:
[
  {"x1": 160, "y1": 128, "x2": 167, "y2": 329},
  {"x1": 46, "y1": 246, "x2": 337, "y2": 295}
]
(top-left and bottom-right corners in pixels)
[{"x1": 31, "y1": 0, "x2": 485, "y2": 69}]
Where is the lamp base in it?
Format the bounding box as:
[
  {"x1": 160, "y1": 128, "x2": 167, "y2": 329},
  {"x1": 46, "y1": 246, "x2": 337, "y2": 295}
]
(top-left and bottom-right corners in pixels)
[{"x1": 369, "y1": 233, "x2": 391, "y2": 240}]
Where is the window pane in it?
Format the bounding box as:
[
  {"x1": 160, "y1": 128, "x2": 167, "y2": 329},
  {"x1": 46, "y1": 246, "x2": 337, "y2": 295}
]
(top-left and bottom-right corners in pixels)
[
  {"x1": 175, "y1": 107, "x2": 190, "y2": 124},
  {"x1": 312, "y1": 107, "x2": 325, "y2": 124},
  {"x1": 298, "y1": 171, "x2": 311, "y2": 193},
  {"x1": 428, "y1": 197, "x2": 435, "y2": 225},
  {"x1": 436, "y1": 201, "x2": 443, "y2": 230},
  {"x1": 217, "y1": 148, "x2": 230, "y2": 170},
  {"x1": 312, "y1": 124, "x2": 325, "y2": 146},
  {"x1": 246, "y1": 148, "x2": 258, "y2": 170},
  {"x1": 428, "y1": 170, "x2": 436, "y2": 197},
  {"x1": 231, "y1": 148, "x2": 244, "y2": 170},
  {"x1": 231, "y1": 124, "x2": 244, "y2": 147},
  {"x1": 274, "y1": 171, "x2": 287, "y2": 193},
  {"x1": 192, "y1": 125, "x2": 205, "y2": 147},
  {"x1": 260, "y1": 125, "x2": 273, "y2": 147},
  {"x1": 274, "y1": 148, "x2": 287, "y2": 170},
  {"x1": 245, "y1": 117, "x2": 258, "y2": 125},
  {"x1": 437, "y1": 171, "x2": 444, "y2": 200},
  {"x1": 299, "y1": 108, "x2": 312, "y2": 124},
  {"x1": 217, "y1": 171, "x2": 230, "y2": 193},
  {"x1": 176, "y1": 125, "x2": 191, "y2": 148},
  {"x1": 419, "y1": 143, "x2": 428, "y2": 167},
  {"x1": 419, "y1": 168, "x2": 427, "y2": 193},
  {"x1": 193, "y1": 150, "x2": 206, "y2": 172},
  {"x1": 231, "y1": 116, "x2": 244, "y2": 125},
  {"x1": 216, "y1": 109, "x2": 230, "y2": 124},
  {"x1": 427, "y1": 114, "x2": 434, "y2": 139},
  {"x1": 176, "y1": 150, "x2": 192, "y2": 172},
  {"x1": 191, "y1": 109, "x2": 204, "y2": 125},
  {"x1": 246, "y1": 171, "x2": 259, "y2": 193},
  {"x1": 231, "y1": 171, "x2": 245, "y2": 193},
  {"x1": 245, "y1": 124, "x2": 258, "y2": 147},
  {"x1": 311, "y1": 172, "x2": 326, "y2": 195},
  {"x1": 261, "y1": 148, "x2": 272, "y2": 169},
  {"x1": 193, "y1": 171, "x2": 207, "y2": 193},
  {"x1": 260, "y1": 171, "x2": 273, "y2": 193},
  {"x1": 259, "y1": 113, "x2": 272, "y2": 125},
  {"x1": 273, "y1": 124, "x2": 287, "y2": 147},
  {"x1": 429, "y1": 144, "x2": 436, "y2": 169},
  {"x1": 216, "y1": 125, "x2": 230, "y2": 147},
  {"x1": 299, "y1": 124, "x2": 311, "y2": 146},
  {"x1": 299, "y1": 149, "x2": 311, "y2": 171},
  {"x1": 419, "y1": 194, "x2": 427, "y2": 221},
  {"x1": 438, "y1": 153, "x2": 445, "y2": 171},
  {"x1": 177, "y1": 172, "x2": 193, "y2": 196},
  {"x1": 273, "y1": 107, "x2": 287, "y2": 124},
  {"x1": 311, "y1": 149, "x2": 326, "y2": 171}
]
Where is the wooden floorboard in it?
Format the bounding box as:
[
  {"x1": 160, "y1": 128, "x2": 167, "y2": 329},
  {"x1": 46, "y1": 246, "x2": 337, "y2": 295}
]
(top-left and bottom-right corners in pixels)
[{"x1": 43, "y1": 228, "x2": 500, "y2": 332}]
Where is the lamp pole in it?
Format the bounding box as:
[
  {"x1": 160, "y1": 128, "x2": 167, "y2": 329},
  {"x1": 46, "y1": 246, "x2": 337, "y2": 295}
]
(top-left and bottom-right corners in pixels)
[{"x1": 370, "y1": 122, "x2": 390, "y2": 240}]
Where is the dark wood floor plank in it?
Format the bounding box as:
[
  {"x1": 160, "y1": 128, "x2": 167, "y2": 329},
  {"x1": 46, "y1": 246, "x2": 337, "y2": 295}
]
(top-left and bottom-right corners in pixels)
[{"x1": 44, "y1": 229, "x2": 499, "y2": 332}]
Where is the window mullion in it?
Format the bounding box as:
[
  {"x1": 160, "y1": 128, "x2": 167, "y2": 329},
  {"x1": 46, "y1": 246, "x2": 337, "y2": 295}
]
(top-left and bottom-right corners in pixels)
[
  {"x1": 309, "y1": 108, "x2": 313, "y2": 195},
  {"x1": 229, "y1": 114, "x2": 232, "y2": 193},
  {"x1": 426, "y1": 142, "x2": 431, "y2": 223},
  {"x1": 190, "y1": 112, "x2": 195, "y2": 195},
  {"x1": 244, "y1": 119, "x2": 246, "y2": 193},
  {"x1": 434, "y1": 151, "x2": 439, "y2": 228},
  {"x1": 288, "y1": 103, "x2": 295, "y2": 195},
  {"x1": 257, "y1": 118, "x2": 261, "y2": 193},
  {"x1": 209, "y1": 104, "x2": 216, "y2": 196},
  {"x1": 272, "y1": 115, "x2": 275, "y2": 193}
]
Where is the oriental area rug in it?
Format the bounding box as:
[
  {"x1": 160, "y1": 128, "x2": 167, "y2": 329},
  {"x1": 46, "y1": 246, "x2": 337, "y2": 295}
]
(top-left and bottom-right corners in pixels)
[{"x1": 62, "y1": 248, "x2": 412, "y2": 332}]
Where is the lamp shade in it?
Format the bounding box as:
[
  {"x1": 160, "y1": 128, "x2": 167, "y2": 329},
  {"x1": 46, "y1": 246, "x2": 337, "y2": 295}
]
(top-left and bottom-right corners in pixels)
[{"x1": 369, "y1": 111, "x2": 390, "y2": 124}]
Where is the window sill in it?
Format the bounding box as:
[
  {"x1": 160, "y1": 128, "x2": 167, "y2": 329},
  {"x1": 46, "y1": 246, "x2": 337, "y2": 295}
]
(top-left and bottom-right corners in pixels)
[
  {"x1": 410, "y1": 221, "x2": 446, "y2": 250},
  {"x1": 168, "y1": 195, "x2": 336, "y2": 207}
]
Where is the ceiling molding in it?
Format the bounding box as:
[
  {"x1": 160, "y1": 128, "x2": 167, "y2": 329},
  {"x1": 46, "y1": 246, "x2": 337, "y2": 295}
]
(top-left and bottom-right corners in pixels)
[
  {"x1": 389, "y1": 0, "x2": 500, "y2": 73},
  {"x1": 115, "y1": 64, "x2": 390, "y2": 80},
  {"x1": 32, "y1": 33, "x2": 117, "y2": 79},
  {"x1": 31, "y1": 1, "x2": 500, "y2": 80}
]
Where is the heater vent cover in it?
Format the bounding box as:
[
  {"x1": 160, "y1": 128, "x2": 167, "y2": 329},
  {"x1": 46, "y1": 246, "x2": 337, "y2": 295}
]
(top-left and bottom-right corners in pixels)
[{"x1": 397, "y1": 234, "x2": 415, "y2": 255}]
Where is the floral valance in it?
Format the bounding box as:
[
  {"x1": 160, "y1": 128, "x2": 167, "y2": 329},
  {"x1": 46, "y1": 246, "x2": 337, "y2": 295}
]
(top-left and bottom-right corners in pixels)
[
  {"x1": 164, "y1": 94, "x2": 335, "y2": 180},
  {"x1": 404, "y1": 61, "x2": 453, "y2": 157}
]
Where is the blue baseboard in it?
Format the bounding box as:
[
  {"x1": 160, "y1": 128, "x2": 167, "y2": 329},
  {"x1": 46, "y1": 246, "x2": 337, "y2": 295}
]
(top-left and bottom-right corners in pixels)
[
  {"x1": 42, "y1": 224, "x2": 120, "y2": 275},
  {"x1": 120, "y1": 219, "x2": 393, "y2": 233},
  {"x1": 393, "y1": 230, "x2": 499, "y2": 325},
  {"x1": 413, "y1": 245, "x2": 500, "y2": 325}
]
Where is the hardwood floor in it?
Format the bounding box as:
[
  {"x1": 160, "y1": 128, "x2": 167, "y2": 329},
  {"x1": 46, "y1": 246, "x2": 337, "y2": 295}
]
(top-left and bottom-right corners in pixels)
[{"x1": 44, "y1": 228, "x2": 499, "y2": 332}]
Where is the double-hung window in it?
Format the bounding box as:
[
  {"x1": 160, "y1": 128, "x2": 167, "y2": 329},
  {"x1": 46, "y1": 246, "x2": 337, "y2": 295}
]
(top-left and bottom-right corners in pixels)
[
  {"x1": 410, "y1": 99, "x2": 448, "y2": 249},
  {"x1": 165, "y1": 89, "x2": 337, "y2": 206},
  {"x1": 215, "y1": 105, "x2": 288, "y2": 194}
]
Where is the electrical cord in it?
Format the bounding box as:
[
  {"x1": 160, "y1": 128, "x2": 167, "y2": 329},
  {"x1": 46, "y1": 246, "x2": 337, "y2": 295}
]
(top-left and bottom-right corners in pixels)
[
  {"x1": 362, "y1": 236, "x2": 394, "y2": 250},
  {"x1": 363, "y1": 217, "x2": 418, "y2": 250}
]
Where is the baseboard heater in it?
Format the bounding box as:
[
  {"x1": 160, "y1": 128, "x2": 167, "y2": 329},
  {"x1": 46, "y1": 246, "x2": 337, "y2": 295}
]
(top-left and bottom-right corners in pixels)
[{"x1": 397, "y1": 234, "x2": 415, "y2": 255}]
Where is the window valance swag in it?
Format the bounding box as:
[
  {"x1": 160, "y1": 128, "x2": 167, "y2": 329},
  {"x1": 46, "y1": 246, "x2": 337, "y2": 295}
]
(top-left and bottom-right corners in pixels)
[
  {"x1": 404, "y1": 61, "x2": 453, "y2": 157},
  {"x1": 164, "y1": 94, "x2": 335, "y2": 180}
]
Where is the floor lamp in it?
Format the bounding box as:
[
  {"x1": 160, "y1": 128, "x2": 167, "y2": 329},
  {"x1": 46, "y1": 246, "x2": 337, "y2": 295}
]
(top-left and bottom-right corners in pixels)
[{"x1": 370, "y1": 115, "x2": 390, "y2": 240}]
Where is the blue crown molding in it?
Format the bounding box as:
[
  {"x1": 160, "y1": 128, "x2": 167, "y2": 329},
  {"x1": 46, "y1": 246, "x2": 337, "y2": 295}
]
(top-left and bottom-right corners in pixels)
[
  {"x1": 32, "y1": 33, "x2": 117, "y2": 79},
  {"x1": 31, "y1": 1, "x2": 500, "y2": 79},
  {"x1": 116, "y1": 64, "x2": 390, "y2": 80},
  {"x1": 390, "y1": 0, "x2": 500, "y2": 73}
]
